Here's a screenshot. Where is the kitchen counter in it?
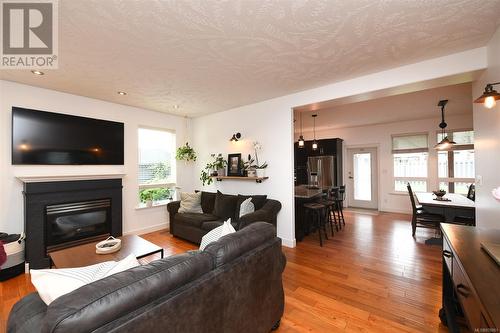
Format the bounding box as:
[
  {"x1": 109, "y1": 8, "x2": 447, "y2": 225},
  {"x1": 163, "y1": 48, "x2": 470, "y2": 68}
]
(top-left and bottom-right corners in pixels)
[{"x1": 294, "y1": 185, "x2": 324, "y2": 199}]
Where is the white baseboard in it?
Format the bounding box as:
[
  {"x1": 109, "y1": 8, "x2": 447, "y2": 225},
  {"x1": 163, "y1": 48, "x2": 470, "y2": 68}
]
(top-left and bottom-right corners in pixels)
[
  {"x1": 380, "y1": 208, "x2": 412, "y2": 215},
  {"x1": 124, "y1": 223, "x2": 169, "y2": 236},
  {"x1": 280, "y1": 237, "x2": 296, "y2": 248}
]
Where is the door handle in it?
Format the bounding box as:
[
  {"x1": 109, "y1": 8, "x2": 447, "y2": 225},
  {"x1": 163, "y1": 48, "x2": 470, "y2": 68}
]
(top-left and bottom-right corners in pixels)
[
  {"x1": 348, "y1": 176, "x2": 353, "y2": 179},
  {"x1": 443, "y1": 250, "x2": 453, "y2": 258}
]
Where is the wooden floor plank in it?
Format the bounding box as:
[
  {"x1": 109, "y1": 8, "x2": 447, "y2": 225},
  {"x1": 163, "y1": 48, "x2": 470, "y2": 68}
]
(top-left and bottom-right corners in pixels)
[{"x1": 0, "y1": 210, "x2": 447, "y2": 332}]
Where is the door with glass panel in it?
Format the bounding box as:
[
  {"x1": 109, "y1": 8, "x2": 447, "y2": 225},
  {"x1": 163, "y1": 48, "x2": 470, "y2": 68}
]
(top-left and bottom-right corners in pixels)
[{"x1": 346, "y1": 147, "x2": 378, "y2": 209}]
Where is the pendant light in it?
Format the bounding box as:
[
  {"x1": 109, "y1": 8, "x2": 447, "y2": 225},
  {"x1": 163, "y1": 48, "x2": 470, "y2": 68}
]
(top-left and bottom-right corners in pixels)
[
  {"x1": 298, "y1": 112, "x2": 305, "y2": 148},
  {"x1": 312, "y1": 114, "x2": 318, "y2": 151},
  {"x1": 434, "y1": 100, "x2": 456, "y2": 150},
  {"x1": 474, "y1": 82, "x2": 500, "y2": 109}
]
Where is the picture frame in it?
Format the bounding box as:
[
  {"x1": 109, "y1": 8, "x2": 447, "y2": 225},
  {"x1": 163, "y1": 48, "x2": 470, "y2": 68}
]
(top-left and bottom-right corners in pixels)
[{"x1": 227, "y1": 153, "x2": 242, "y2": 176}]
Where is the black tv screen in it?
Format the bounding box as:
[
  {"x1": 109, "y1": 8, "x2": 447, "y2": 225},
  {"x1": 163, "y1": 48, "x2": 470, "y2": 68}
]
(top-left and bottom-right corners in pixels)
[{"x1": 12, "y1": 107, "x2": 124, "y2": 165}]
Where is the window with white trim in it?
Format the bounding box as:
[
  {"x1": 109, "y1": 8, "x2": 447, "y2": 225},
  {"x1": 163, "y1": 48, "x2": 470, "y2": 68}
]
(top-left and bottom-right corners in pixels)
[
  {"x1": 392, "y1": 134, "x2": 429, "y2": 192},
  {"x1": 138, "y1": 127, "x2": 176, "y2": 206},
  {"x1": 437, "y1": 130, "x2": 474, "y2": 195}
]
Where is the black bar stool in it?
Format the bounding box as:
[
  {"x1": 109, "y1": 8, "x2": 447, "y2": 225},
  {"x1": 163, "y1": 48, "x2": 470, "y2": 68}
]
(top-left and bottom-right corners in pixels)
[
  {"x1": 333, "y1": 186, "x2": 346, "y2": 228},
  {"x1": 319, "y1": 191, "x2": 337, "y2": 236},
  {"x1": 303, "y1": 202, "x2": 328, "y2": 246}
]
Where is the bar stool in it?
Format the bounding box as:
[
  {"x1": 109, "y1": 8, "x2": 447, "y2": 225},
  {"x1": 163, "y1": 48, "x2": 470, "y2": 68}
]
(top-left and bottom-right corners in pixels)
[
  {"x1": 319, "y1": 190, "x2": 337, "y2": 236},
  {"x1": 303, "y1": 202, "x2": 328, "y2": 246},
  {"x1": 333, "y1": 186, "x2": 346, "y2": 228}
]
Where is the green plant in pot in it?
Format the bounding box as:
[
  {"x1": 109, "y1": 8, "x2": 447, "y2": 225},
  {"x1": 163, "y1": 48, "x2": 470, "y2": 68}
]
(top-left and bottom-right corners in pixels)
[
  {"x1": 200, "y1": 153, "x2": 227, "y2": 186},
  {"x1": 139, "y1": 188, "x2": 172, "y2": 207},
  {"x1": 176, "y1": 142, "x2": 197, "y2": 162}
]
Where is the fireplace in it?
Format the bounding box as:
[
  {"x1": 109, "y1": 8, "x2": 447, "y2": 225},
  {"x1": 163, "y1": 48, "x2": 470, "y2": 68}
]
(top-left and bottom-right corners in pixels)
[
  {"x1": 46, "y1": 199, "x2": 112, "y2": 251},
  {"x1": 23, "y1": 178, "x2": 122, "y2": 269}
]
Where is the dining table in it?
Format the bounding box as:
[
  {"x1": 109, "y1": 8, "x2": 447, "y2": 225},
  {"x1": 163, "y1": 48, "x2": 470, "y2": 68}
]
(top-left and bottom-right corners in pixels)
[
  {"x1": 415, "y1": 192, "x2": 475, "y2": 245},
  {"x1": 415, "y1": 192, "x2": 475, "y2": 222}
]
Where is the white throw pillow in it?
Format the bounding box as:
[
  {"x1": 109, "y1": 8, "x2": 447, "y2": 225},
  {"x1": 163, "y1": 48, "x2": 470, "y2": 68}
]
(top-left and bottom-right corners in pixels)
[
  {"x1": 239, "y1": 197, "x2": 255, "y2": 218},
  {"x1": 30, "y1": 254, "x2": 140, "y2": 305},
  {"x1": 199, "y1": 218, "x2": 236, "y2": 251},
  {"x1": 178, "y1": 192, "x2": 203, "y2": 214}
]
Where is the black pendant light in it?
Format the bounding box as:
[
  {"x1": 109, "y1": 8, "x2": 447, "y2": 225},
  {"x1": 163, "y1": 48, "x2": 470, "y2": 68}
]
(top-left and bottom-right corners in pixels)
[
  {"x1": 312, "y1": 114, "x2": 318, "y2": 151},
  {"x1": 474, "y1": 82, "x2": 500, "y2": 109},
  {"x1": 434, "y1": 100, "x2": 456, "y2": 150},
  {"x1": 298, "y1": 112, "x2": 305, "y2": 148}
]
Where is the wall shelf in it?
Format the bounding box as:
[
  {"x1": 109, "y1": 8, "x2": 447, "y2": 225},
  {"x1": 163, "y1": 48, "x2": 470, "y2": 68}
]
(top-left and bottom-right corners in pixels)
[{"x1": 211, "y1": 176, "x2": 269, "y2": 183}]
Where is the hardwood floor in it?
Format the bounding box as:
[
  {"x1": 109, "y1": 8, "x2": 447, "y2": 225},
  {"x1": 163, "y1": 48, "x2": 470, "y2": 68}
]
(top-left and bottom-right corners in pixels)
[{"x1": 0, "y1": 210, "x2": 447, "y2": 333}]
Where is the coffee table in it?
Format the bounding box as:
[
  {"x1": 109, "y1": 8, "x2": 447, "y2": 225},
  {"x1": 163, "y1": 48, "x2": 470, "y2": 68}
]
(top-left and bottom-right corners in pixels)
[{"x1": 48, "y1": 235, "x2": 164, "y2": 268}]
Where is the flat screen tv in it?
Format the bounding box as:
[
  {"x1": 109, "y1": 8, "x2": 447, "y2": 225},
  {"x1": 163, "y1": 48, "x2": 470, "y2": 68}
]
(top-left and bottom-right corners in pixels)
[{"x1": 12, "y1": 107, "x2": 124, "y2": 165}]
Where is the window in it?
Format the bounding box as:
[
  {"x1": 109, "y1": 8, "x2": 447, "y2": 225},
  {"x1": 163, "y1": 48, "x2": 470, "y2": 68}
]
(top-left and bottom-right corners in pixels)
[
  {"x1": 392, "y1": 134, "x2": 428, "y2": 192},
  {"x1": 437, "y1": 130, "x2": 474, "y2": 195},
  {"x1": 138, "y1": 127, "x2": 176, "y2": 206}
]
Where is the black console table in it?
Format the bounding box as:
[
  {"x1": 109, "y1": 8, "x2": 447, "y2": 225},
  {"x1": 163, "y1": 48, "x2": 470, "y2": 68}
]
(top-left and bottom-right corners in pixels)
[{"x1": 440, "y1": 223, "x2": 499, "y2": 332}]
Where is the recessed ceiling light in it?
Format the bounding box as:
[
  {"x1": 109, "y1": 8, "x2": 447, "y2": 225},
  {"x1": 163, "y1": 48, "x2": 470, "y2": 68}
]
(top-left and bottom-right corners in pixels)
[
  {"x1": 173, "y1": 104, "x2": 180, "y2": 109},
  {"x1": 31, "y1": 70, "x2": 44, "y2": 75},
  {"x1": 117, "y1": 91, "x2": 127, "y2": 96}
]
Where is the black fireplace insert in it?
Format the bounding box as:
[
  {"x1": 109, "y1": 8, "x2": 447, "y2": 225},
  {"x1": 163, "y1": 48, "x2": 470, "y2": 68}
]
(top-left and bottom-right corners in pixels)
[{"x1": 45, "y1": 199, "x2": 111, "y2": 250}]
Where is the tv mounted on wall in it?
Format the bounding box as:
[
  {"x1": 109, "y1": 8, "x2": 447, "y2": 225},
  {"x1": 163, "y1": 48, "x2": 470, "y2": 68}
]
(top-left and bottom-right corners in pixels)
[{"x1": 12, "y1": 107, "x2": 124, "y2": 165}]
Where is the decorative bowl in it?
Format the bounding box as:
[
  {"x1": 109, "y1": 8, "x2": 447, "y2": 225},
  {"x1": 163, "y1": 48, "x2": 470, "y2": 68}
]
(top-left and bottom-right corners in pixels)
[{"x1": 432, "y1": 190, "x2": 446, "y2": 198}]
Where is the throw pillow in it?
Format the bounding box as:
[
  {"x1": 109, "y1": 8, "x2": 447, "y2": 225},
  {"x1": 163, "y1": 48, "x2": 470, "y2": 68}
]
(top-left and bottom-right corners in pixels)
[
  {"x1": 239, "y1": 197, "x2": 255, "y2": 218},
  {"x1": 178, "y1": 192, "x2": 203, "y2": 214},
  {"x1": 201, "y1": 191, "x2": 217, "y2": 213},
  {"x1": 199, "y1": 218, "x2": 235, "y2": 251},
  {"x1": 235, "y1": 194, "x2": 267, "y2": 218},
  {"x1": 30, "y1": 254, "x2": 140, "y2": 305},
  {"x1": 212, "y1": 191, "x2": 238, "y2": 219}
]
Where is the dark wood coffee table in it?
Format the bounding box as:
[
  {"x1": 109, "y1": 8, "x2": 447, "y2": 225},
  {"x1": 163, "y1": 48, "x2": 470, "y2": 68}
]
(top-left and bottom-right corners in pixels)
[{"x1": 48, "y1": 235, "x2": 164, "y2": 268}]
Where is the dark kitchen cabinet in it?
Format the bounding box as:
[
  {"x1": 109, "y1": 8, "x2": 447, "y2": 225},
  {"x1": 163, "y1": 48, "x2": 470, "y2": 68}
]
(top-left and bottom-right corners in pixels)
[{"x1": 294, "y1": 138, "x2": 343, "y2": 186}]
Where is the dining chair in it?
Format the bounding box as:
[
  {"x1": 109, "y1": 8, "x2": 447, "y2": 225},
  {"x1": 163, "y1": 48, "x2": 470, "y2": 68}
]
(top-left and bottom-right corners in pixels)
[
  {"x1": 467, "y1": 184, "x2": 475, "y2": 201},
  {"x1": 407, "y1": 183, "x2": 445, "y2": 237}
]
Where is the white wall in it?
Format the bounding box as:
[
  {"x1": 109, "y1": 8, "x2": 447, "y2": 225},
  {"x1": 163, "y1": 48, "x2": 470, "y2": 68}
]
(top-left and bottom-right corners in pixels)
[
  {"x1": 192, "y1": 48, "x2": 486, "y2": 247},
  {"x1": 473, "y1": 27, "x2": 500, "y2": 229},
  {"x1": 0, "y1": 80, "x2": 194, "y2": 235}
]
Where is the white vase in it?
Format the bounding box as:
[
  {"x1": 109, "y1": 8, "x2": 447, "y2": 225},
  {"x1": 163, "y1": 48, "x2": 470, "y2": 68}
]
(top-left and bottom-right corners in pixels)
[
  {"x1": 145, "y1": 200, "x2": 153, "y2": 208},
  {"x1": 256, "y1": 169, "x2": 266, "y2": 178}
]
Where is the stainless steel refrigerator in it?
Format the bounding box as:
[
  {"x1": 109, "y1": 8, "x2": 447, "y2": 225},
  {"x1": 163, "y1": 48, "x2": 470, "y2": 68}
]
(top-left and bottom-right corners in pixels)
[{"x1": 307, "y1": 155, "x2": 335, "y2": 188}]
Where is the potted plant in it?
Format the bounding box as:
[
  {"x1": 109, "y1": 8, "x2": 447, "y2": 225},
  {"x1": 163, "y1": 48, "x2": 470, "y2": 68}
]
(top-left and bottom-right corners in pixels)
[
  {"x1": 139, "y1": 188, "x2": 155, "y2": 207},
  {"x1": 176, "y1": 142, "x2": 197, "y2": 162},
  {"x1": 253, "y1": 141, "x2": 268, "y2": 178},
  {"x1": 200, "y1": 153, "x2": 227, "y2": 186}
]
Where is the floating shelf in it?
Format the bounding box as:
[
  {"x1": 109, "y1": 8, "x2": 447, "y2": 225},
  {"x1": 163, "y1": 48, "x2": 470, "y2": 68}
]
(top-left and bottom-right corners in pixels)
[{"x1": 211, "y1": 176, "x2": 269, "y2": 183}]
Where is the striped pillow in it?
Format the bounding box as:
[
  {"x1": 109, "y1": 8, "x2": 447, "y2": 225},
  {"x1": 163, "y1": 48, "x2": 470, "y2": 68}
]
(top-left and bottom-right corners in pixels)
[
  {"x1": 199, "y1": 218, "x2": 235, "y2": 251},
  {"x1": 30, "y1": 254, "x2": 140, "y2": 305}
]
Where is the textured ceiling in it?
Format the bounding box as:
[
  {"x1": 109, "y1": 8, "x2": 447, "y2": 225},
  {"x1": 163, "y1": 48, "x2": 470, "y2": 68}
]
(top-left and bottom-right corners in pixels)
[{"x1": 1, "y1": 0, "x2": 500, "y2": 117}]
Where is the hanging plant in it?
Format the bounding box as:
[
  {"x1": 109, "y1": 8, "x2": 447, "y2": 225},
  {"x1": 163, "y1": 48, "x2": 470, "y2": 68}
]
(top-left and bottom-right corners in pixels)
[{"x1": 176, "y1": 142, "x2": 197, "y2": 162}]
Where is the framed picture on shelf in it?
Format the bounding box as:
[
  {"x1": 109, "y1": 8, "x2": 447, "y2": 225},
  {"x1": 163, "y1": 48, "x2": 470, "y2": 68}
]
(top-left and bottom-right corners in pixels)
[{"x1": 227, "y1": 153, "x2": 242, "y2": 176}]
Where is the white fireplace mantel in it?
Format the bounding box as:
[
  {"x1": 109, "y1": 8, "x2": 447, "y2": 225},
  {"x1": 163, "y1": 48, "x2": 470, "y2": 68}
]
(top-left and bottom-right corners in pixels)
[{"x1": 16, "y1": 174, "x2": 126, "y2": 183}]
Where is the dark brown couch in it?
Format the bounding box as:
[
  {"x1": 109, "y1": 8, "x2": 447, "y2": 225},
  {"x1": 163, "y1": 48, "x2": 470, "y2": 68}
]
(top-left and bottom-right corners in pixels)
[
  {"x1": 8, "y1": 222, "x2": 286, "y2": 333},
  {"x1": 167, "y1": 191, "x2": 282, "y2": 244}
]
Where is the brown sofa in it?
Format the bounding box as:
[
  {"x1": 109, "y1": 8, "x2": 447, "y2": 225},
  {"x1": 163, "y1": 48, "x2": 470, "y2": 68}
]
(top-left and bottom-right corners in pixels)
[{"x1": 167, "y1": 191, "x2": 282, "y2": 244}]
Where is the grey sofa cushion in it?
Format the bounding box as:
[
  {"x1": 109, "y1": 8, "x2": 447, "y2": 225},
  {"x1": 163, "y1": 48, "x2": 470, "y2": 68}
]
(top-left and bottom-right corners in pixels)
[
  {"x1": 42, "y1": 252, "x2": 213, "y2": 333},
  {"x1": 200, "y1": 191, "x2": 217, "y2": 213},
  {"x1": 203, "y1": 222, "x2": 276, "y2": 267},
  {"x1": 212, "y1": 191, "x2": 238, "y2": 220},
  {"x1": 174, "y1": 213, "x2": 219, "y2": 228},
  {"x1": 7, "y1": 292, "x2": 46, "y2": 333}
]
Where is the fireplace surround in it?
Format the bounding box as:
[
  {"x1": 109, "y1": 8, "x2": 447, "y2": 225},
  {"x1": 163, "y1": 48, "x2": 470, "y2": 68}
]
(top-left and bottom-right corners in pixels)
[{"x1": 23, "y1": 178, "x2": 122, "y2": 269}]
